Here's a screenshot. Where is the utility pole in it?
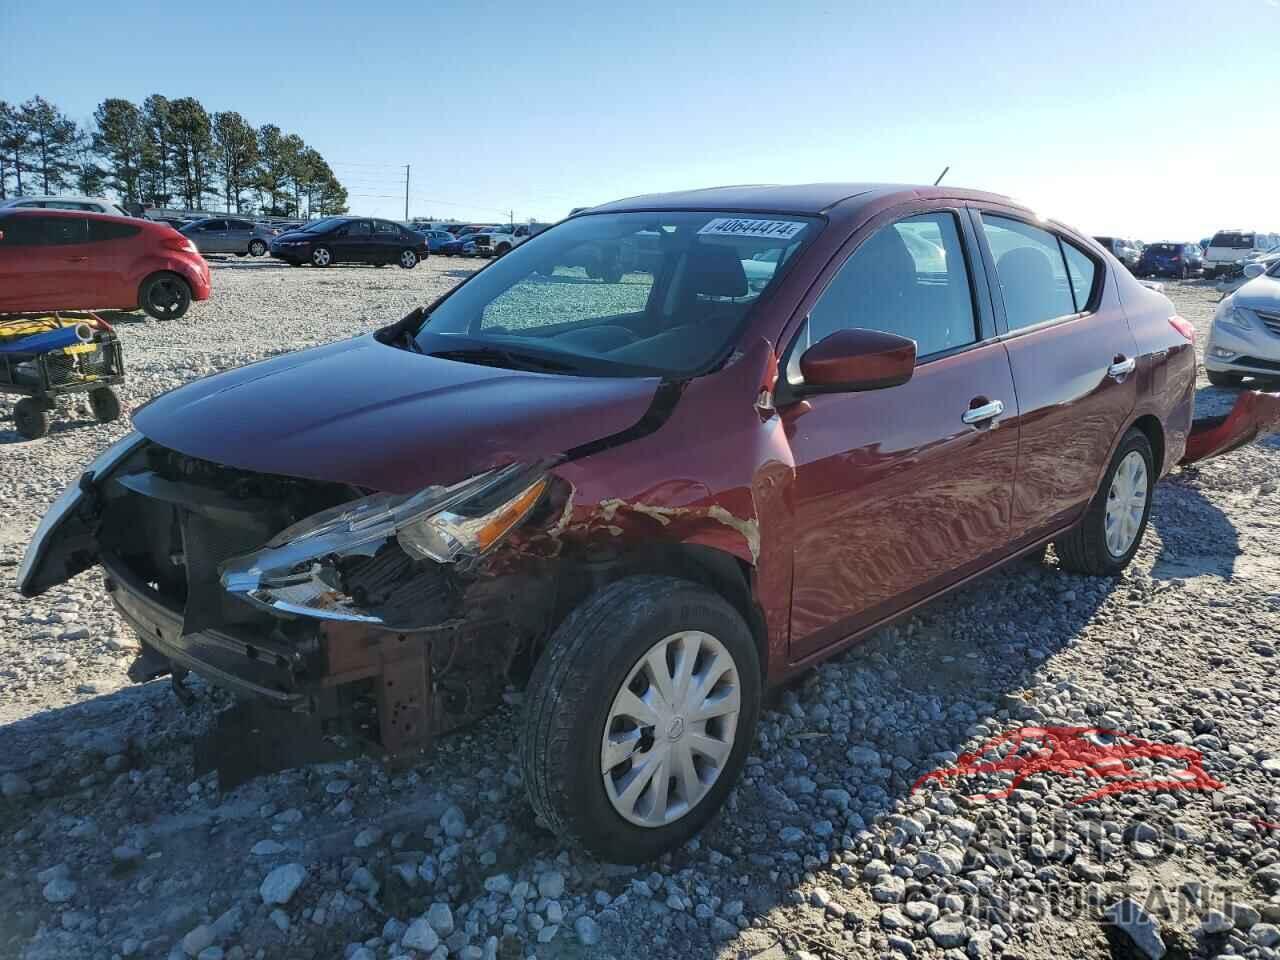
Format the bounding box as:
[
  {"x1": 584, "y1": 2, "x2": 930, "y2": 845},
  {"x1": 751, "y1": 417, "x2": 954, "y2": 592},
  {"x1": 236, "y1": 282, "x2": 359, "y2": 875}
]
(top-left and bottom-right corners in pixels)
[{"x1": 404, "y1": 165, "x2": 410, "y2": 221}]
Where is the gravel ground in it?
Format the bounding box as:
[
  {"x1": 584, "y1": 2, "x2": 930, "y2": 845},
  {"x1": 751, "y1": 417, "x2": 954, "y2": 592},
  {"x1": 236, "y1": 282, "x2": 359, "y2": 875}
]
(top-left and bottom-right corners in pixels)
[{"x1": 1, "y1": 264, "x2": 1278, "y2": 960}]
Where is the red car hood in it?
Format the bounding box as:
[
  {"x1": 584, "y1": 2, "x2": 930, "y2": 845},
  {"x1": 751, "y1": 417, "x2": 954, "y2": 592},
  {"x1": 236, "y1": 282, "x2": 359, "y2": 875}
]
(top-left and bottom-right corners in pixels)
[{"x1": 132, "y1": 335, "x2": 660, "y2": 492}]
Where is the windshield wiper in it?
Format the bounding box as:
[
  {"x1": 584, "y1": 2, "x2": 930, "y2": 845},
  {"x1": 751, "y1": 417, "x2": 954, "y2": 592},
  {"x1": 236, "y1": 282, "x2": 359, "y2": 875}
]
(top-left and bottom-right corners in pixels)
[{"x1": 428, "y1": 346, "x2": 577, "y2": 374}]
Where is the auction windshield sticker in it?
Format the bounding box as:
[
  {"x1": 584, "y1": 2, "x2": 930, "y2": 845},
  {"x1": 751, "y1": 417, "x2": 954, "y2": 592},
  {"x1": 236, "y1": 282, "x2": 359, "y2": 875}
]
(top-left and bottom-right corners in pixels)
[{"x1": 697, "y1": 217, "x2": 807, "y2": 240}]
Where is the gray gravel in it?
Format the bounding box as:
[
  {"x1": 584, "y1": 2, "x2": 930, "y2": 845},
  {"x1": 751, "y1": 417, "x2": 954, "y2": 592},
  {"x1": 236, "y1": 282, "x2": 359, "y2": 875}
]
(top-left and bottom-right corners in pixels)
[{"x1": 1, "y1": 269, "x2": 1278, "y2": 960}]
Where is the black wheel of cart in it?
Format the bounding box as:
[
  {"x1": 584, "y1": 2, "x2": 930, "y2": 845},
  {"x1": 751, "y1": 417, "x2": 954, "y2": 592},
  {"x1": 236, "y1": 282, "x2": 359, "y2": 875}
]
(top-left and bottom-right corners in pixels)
[
  {"x1": 14, "y1": 398, "x2": 50, "y2": 440},
  {"x1": 89, "y1": 387, "x2": 121, "y2": 423}
]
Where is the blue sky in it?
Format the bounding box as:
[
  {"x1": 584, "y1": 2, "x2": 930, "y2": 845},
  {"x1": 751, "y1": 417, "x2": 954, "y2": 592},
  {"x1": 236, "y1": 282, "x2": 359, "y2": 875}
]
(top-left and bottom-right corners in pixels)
[{"x1": 2, "y1": 0, "x2": 1276, "y2": 239}]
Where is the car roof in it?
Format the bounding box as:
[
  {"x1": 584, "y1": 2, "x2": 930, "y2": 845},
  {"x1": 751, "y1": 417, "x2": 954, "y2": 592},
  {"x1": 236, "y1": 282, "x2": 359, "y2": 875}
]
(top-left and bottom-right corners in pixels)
[
  {"x1": 0, "y1": 207, "x2": 153, "y2": 225},
  {"x1": 0, "y1": 194, "x2": 117, "y2": 205},
  {"x1": 584, "y1": 182, "x2": 1019, "y2": 216}
]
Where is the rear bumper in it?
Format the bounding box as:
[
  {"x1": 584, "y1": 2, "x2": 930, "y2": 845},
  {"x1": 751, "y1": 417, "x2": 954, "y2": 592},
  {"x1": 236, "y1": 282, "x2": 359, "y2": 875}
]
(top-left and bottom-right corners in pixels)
[{"x1": 1182, "y1": 390, "x2": 1280, "y2": 463}]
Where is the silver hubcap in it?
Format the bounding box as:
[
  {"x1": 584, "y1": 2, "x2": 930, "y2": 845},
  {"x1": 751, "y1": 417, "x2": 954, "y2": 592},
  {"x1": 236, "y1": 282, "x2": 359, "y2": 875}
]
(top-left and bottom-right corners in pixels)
[
  {"x1": 601, "y1": 631, "x2": 740, "y2": 828},
  {"x1": 314, "y1": 249, "x2": 329, "y2": 266},
  {"x1": 401, "y1": 250, "x2": 415, "y2": 267},
  {"x1": 1105, "y1": 450, "x2": 1148, "y2": 557}
]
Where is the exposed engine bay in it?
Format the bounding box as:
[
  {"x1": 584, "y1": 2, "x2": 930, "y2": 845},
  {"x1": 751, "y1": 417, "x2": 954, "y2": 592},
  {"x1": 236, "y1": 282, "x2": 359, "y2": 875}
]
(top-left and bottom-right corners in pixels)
[{"x1": 73, "y1": 439, "x2": 562, "y2": 784}]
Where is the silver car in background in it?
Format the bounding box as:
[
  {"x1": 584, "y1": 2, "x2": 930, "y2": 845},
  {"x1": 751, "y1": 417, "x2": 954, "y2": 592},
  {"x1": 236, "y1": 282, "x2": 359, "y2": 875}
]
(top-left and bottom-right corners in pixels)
[
  {"x1": 0, "y1": 194, "x2": 131, "y2": 217},
  {"x1": 1205, "y1": 256, "x2": 1280, "y2": 386},
  {"x1": 180, "y1": 217, "x2": 279, "y2": 257}
]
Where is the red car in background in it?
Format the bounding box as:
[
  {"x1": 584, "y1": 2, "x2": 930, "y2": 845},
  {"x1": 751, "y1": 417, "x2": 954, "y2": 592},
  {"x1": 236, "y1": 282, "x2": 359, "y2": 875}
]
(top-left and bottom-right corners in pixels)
[{"x1": 0, "y1": 209, "x2": 210, "y2": 320}]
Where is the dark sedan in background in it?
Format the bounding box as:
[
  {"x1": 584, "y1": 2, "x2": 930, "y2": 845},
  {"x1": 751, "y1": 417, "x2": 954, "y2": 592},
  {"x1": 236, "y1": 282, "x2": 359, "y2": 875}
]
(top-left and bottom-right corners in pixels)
[
  {"x1": 1137, "y1": 242, "x2": 1204, "y2": 279},
  {"x1": 269, "y1": 217, "x2": 429, "y2": 268}
]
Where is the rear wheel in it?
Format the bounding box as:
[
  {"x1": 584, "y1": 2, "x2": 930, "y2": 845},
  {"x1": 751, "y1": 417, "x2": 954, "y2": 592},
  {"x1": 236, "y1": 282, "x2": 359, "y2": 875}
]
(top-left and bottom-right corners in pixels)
[
  {"x1": 311, "y1": 246, "x2": 332, "y2": 267},
  {"x1": 399, "y1": 249, "x2": 418, "y2": 269},
  {"x1": 495, "y1": 243, "x2": 511, "y2": 256},
  {"x1": 13, "y1": 398, "x2": 50, "y2": 440},
  {"x1": 521, "y1": 576, "x2": 760, "y2": 863},
  {"x1": 88, "y1": 387, "x2": 121, "y2": 423},
  {"x1": 1055, "y1": 428, "x2": 1154, "y2": 575},
  {"x1": 1207, "y1": 370, "x2": 1243, "y2": 388},
  {"x1": 140, "y1": 273, "x2": 192, "y2": 320},
  {"x1": 249, "y1": 239, "x2": 267, "y2": 257}
]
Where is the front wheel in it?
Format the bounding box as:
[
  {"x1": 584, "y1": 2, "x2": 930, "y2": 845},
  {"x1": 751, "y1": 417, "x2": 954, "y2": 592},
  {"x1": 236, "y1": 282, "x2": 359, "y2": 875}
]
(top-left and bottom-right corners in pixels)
[
  {"x1": 398, "y1": 249, "x2": 418, "y2": 269},
  {"x1": 311, "y1": 246, "x2": 332, "y2": 267},
  {"x1": 521, "y1": 576, "x2": 760, "y2": 863},
  {"x1": 1207, "y1": 370, "x2": 1243, "y2": 388},
  {"x1": 1055, "y1": 428, "x2": 1154, "y2": 575},
  {"x1": 140, "y1": 273, "x2": 192, "y2": 320},
  {"x1": 249, "y1": 239, "x2": 267, "y2": 257}
]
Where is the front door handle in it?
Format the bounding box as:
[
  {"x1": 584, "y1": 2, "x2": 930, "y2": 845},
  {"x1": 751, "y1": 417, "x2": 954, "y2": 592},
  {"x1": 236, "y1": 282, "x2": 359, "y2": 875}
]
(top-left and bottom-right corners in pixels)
[
  {"x1": 962, "y1": 398, "x2": 1005, "y2": 425},
  {"x1": 1108, "y1": 356, "x2": 1137, "y2": 380},
  {"x1": 65, "y1": 256, "x2": 88, "y2": 262}
]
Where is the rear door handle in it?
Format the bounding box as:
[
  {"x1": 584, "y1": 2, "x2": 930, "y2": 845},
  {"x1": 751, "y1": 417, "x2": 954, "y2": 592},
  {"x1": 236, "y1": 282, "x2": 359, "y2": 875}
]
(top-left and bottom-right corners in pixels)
[
  {"x1": 962, "y1": 399, "x2": 1004, "y2": 425},
  {"x1": 1108, "y1": 356, "x2": 1137, "y2": 380}
]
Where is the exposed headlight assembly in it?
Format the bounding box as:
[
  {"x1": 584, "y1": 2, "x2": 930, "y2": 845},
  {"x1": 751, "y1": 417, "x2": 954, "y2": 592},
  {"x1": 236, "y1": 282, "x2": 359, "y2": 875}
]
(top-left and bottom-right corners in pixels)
[{"x1": 220, "y1": 463, "x2": 548, "y2": 625}]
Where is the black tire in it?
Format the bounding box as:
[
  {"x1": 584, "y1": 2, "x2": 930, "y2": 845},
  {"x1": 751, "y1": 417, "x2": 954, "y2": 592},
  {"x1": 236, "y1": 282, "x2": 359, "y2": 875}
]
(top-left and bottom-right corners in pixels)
[
  {"x1": 88, "y1": 387, "x2": 121, "y2": 423},
  {"x1": 495, "y1": 243, "x2": 511, "y2": 256},
  {"x1": 398, "y1": 249, "x2": 418, "y2": 269},
  {"x1": 311, "y1": 246, "x2": 332, "y2": 268},
  {"x1": 139, "y1": 273, "x2": 192, "y2": 321},
  {"x1": 1055, "y1": 428, "x2": 1154, "y2": 576},
  {"x1": 13, "y1": 398, "x2": 49, "y2": 440},
  {"x1": 1207, "y1": 370, "x2": 1243, "y2": 388},
  {"x1": 249, "y1": 239, "x2": 267, "y2": 257},
  {"x1": 1179, "y1": 264, "x2": 1188, "y2": 280},
  {"x1": 521, "y1": 575, "x2": 761, "y2": 863}
]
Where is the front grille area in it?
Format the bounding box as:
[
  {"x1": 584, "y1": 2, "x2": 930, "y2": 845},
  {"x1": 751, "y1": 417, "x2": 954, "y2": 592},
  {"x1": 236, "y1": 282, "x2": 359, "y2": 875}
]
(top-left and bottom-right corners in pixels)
[
  {"x1": 1234, "y1": 356, "x2": 1280, "y2": 372},
  {"x1": 1256, "y1": 309, "x2": 1280, "y2": 338}
]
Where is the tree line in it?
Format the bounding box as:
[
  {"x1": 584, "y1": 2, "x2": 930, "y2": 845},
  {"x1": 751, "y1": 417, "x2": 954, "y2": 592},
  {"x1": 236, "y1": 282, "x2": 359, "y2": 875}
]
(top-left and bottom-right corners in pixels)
[{"x1": 0, "y1": 95, "x2": 348, "y2": 218}]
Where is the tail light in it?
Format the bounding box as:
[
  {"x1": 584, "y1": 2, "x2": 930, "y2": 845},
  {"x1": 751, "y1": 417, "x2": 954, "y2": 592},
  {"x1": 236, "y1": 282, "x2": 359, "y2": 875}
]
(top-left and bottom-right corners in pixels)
[
  {"x1": 1169, "y1": 315, "x2": 1195, "y2": 343},
  {"x1": 163, "y1": 236, "x2": 198, "y2": 254}
]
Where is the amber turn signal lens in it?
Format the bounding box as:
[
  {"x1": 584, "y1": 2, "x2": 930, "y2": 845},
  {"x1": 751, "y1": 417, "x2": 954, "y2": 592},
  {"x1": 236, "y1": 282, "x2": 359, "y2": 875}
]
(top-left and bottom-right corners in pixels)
[{"x1": 472, "y1": 477, "x2": 548, "y2": 552}]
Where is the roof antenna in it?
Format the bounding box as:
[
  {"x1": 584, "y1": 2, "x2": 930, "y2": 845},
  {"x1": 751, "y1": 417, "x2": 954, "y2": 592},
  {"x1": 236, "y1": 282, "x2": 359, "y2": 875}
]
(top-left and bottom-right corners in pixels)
[{"x1": 933, "y1": 166, "x2": 950, "y2": 186}]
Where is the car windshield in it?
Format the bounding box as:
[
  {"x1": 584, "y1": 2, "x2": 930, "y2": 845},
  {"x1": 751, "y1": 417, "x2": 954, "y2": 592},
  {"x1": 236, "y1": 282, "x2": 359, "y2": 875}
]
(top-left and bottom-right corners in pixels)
[
  {"x1": 415, "y1": 210, "x2": 819, "y2": 378},
  {"x1": 301, "y1": 218, "x2": 345, "y2": 233}
]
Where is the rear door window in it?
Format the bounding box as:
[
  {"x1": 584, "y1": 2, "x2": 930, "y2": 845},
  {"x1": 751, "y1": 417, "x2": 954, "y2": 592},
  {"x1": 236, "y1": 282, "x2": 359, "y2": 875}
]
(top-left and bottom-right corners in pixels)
[
  {"x1": 807, "y1": 211, "x2": 978, "y2": 358},
  {"x1": 1211, "y1": 232, "x2": 1254, "y2": 249},
  {"x1": 43, "y1": 217, "x2": 89, "y2": 245},
  {"x1": 87, "y1": 220, "x2": 142, "y2": 242},
  {"x1": 980, "y1": 216, "x2": 1076, "y2": 330}
]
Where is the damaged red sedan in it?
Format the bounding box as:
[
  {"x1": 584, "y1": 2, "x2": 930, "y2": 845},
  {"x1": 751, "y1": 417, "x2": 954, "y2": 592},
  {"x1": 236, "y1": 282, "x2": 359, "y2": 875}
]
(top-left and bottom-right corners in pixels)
[{"x1": 21, "y1": 183, "x2": 1229, "y2": 861}]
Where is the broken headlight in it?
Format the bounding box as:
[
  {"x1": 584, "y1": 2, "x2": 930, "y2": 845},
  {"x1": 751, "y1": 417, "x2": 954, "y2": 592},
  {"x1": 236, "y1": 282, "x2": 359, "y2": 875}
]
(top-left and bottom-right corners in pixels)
[{"x1": 219, "y1": 463, "x2": 548, "y2": 625}]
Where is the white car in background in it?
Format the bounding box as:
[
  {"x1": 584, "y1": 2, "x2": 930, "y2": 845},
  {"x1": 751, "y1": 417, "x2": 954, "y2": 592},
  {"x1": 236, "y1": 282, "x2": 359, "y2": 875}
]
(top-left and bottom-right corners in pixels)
[
  {"x1": 1204, "y1": 256, "x2": 1280, "y2": 386},
  {"x1": 0, "y1": 194, "x2": 131, "y2": 217},
  {"x1": 1203, "y1": 230, "x2": 1279, "y2": 279}
]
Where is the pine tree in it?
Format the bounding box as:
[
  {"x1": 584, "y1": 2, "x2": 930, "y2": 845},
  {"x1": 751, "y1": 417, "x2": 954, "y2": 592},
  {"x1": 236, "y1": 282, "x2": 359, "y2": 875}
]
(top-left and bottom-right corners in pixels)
[
  {"x1": 18, "y1": 96, "x2": 80, "y2": 194},
  {"x1": 91, "y1": 98, "x2": 146, "y2": 204}
]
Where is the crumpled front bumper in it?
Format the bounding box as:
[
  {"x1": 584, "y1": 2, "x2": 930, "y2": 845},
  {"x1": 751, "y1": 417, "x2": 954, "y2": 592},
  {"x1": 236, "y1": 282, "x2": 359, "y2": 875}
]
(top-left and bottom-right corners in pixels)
[{"x1": 1181, "y1": 390, "x2": 1280, "y2": 464}]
